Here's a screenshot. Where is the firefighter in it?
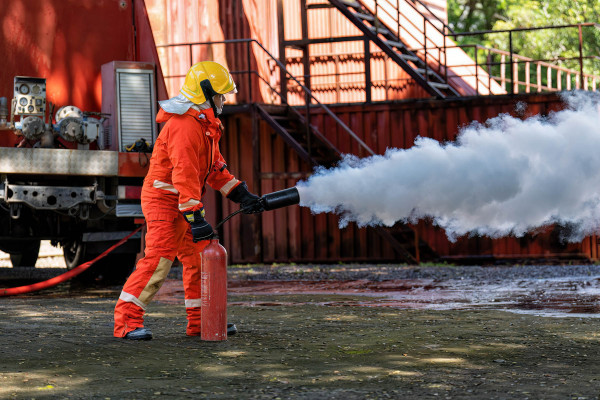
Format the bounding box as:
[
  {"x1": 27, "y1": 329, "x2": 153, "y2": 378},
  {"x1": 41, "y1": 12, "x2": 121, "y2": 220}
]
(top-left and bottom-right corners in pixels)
[{"x1": 113, "y1": 61, "x2": 263, "y2": 340}]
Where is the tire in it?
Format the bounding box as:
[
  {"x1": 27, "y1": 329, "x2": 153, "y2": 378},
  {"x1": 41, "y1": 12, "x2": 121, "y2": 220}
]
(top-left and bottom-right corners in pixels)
[
  {"x1": 9, "y1": 240, "x2": 41, "y2": 268},
  {"x1": 63, "y1": 238, "x2": 137, "y2": 284},
  {"x1": 63, "y1": 238, "x2": 85, "y2": 270}
]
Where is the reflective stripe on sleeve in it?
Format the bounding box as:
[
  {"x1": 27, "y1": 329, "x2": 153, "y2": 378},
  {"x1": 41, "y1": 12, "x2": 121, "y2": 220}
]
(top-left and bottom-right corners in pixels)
[
  {"x1": 185, "y1": 299, "x2": 202, "y2": 308},
  {"x1": 179, "y1": 199, "x2": 201, "y2": 211},
  {"x1": 153, "y1": 180, "x2": 179, "y2": 194},
  {"x1": 119, "y1": 291, "x2": 147, "y2": 310},
  {"x1": 219, "y1": 178, "x2": 240, "y2": 196}
]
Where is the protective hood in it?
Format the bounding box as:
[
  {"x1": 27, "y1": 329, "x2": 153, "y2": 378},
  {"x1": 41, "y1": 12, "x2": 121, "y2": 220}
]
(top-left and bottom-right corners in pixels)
[{"x1": 158, "y1": 94, "x2": 211, "y2": 115}]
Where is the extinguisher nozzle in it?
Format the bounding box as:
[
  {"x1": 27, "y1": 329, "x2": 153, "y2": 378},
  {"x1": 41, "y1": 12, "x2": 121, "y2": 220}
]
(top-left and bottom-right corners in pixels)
[{"x1": 260, "y1": 187, "x2": 300, "y2": 211}]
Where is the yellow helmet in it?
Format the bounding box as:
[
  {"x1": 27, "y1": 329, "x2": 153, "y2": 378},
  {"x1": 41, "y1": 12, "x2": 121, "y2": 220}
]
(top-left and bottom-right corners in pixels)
[{"x1": 179, "y1": 61, "x2": 237, "y2": 105}]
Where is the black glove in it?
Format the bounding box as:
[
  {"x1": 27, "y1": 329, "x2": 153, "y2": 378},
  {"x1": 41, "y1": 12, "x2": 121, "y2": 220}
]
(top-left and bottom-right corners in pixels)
[
  {"x1": 183, "y1": 209, "x2": 214, "y2": 242},
  {"x1": 227, "y1": 181, "x2": 264, "y2": 214}
]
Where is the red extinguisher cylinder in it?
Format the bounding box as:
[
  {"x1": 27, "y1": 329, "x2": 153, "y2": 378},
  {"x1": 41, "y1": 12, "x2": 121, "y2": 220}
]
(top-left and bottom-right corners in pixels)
[{"x1": 200, "y1": 238, "x2": 228, "y2": 341}]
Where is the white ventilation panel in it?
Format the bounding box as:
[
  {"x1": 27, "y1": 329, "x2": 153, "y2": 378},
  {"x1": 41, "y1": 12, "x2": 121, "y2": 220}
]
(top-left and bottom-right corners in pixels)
[{"x1": 116, "y1": 69, "x2": 157, "y2": 152}]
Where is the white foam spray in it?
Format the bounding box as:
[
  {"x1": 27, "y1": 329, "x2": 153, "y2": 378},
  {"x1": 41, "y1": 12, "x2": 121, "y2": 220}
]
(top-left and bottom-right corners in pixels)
[{"x1": 296, "y1": 92, "x2": 600, "y2": 241}]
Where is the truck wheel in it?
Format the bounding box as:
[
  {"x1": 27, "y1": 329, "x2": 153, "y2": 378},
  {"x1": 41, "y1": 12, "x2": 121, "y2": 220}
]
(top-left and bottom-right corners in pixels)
[
  {"x1": 9, "y1": 240, "x2": 41, "y2": 268},
  {"x1": 63, "y1": 239, "x2": 85, "y2": 270},
  {"x1": 93, "y1": 253, "x2": 138, "y2": 282}
]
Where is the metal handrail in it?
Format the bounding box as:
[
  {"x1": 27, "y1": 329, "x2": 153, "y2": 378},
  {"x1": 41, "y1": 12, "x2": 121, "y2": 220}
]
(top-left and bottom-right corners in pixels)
[
  {"x1": 447, "y1": 22, "x2": 600, "y2": 37},
  {"x1": 157, "y1": 38, "x2": 375, "y2": 156}
]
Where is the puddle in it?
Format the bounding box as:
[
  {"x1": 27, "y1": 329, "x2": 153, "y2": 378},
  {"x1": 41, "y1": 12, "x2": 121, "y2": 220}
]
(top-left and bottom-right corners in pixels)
[{"x1": 155, "y1": 275, "x2": 600, "y2": 318}]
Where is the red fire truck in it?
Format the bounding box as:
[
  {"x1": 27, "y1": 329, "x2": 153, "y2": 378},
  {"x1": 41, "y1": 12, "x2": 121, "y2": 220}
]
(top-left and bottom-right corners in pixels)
[{"x1": 0, "y1": 1, "x2": 164, "y2": 277}]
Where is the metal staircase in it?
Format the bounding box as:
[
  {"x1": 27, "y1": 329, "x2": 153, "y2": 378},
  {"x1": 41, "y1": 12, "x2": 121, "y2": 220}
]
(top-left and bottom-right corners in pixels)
[
  {"x1": 328, "y1": 0, "x2": 460, "y2": 98},
  {"x1": 255, "y1": 104, "x2": 340, "y2": 168},
  {"x1": 255, "y1": 102, "x2": 438, "y2": 264}
]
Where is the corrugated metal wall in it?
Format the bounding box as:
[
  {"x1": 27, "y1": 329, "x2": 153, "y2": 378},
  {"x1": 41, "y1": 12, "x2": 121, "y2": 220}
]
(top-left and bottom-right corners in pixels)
[
  {"x1": 215, "y1": 92, "x2": 599, "y2": 264},
  {"x1": 142, "y1": 1, "x2": 598, "y2": 263}
]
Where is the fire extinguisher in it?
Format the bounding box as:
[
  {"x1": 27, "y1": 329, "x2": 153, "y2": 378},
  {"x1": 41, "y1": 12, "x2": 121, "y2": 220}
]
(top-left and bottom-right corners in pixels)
[
  {"x1": 200, "y1": 238, "x2": 228, "y2": 341},
  {"x1": 200, "y1": 187, "x2": 300, "y2": 341}
]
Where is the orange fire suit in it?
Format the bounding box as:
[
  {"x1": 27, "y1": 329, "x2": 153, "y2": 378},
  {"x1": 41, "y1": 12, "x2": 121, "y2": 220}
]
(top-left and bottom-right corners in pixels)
[{"x1": 114, "y1": 107, "x2": 240, "y2": 337}]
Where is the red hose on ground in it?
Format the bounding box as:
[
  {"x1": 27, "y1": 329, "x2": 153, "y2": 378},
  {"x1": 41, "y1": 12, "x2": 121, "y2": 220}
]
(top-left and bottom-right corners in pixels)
[{"x1": 0, "y1": 226, "x2": 144, "y2": 297}]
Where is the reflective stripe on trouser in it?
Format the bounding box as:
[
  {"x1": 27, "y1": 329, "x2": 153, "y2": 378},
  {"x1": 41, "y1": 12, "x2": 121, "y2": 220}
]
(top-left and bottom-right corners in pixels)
[
  {"x1": 180, "y1": 232, "x2": 205, "y2": 336},
  {"x1": 113, "y1": 212, "x2": 209, "y2": 337}
]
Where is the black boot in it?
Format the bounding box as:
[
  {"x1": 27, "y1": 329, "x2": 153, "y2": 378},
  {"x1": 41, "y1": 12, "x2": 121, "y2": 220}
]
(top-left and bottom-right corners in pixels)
[
  {"x1": 227, "y1": 323, "x2": 237, "y2": 336},
  {"x1": 124, "y1": 327, "x2": 153, "y2": 340}
]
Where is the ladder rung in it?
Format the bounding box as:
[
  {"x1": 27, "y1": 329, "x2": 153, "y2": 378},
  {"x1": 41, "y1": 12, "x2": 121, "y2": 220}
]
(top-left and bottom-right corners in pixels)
[{"x1": 353, "y1": 12, "x2": 375, "y2": 22}]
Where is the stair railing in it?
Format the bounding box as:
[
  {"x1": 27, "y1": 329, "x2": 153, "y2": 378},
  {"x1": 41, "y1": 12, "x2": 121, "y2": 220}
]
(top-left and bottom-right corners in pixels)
[
  {"x1": 365, "y1": 0, "x2": 452, "y2": 82},
  {"x1": 447, "y1": 22, "x2": 600, "y2": 95},
  {"x1": 157, "y1": 38, "x2": 375, "y2": 158},
  {"x1": 330, "y1": 1, "x2": 600, "y2": 98}
]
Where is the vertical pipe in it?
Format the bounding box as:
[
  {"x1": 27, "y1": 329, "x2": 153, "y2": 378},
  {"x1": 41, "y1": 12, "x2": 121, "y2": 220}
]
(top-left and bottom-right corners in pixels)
[
  {"x1": 475, "y1": 46, "x2": 479, "y2": 95},
  {"x1": 513, "y1": 60, "x2": 519, "y2": 94},
  {"x1": 365, "y1": 39, "x2": 372, "y2": 103},
  {"x1": 501, "y1": 54, "x2": 506, "y2": 91},
  {"x1": 277, "y1": 0, "x2": 287, "y2": 103},
  {"x1": 247, "y1": 41, "x2": 253, "y2": 103},
  {"x1": 375, "y1": 1, "x2": 379, "y2": 35},
  {"x1": 525, "y1": 61, "x2": 530, "y2": 93},
  {"x1": 443, "y1": 26, "x2": 448, "y2": 85},
  {"x1": 397, "y1": 0, "x2": 400, "y2": 41},
  {"x1": 487, "y1": 49, "x2": 492, "y2": 94},
  {"x1": 423, "y1": 20, "x2": 428, "y2": 82},
  {"x1": 509, "y1": 31, "x2": 514, "y2": 95},
  {"x1": 578, "y1": 25, "x2": 584, "y2": 90},
  {"x1": 300, "y1": 0, "x2": 311, "y2": 157},
  {"x1": 251, "y1": 104, "x2": 263, "y2": 259}
]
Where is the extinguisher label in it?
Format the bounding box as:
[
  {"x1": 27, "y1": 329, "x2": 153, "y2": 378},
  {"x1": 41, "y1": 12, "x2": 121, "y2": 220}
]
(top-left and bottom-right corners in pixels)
[{"x1": 201, "y1": 272, "x2": 210, "y2": 303}]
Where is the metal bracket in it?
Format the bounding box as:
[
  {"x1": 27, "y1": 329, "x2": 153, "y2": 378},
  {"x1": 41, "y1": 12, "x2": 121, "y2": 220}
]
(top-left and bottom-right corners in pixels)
[{"x1": 5, "y1": 183, "x2": 97, "y2": 210}]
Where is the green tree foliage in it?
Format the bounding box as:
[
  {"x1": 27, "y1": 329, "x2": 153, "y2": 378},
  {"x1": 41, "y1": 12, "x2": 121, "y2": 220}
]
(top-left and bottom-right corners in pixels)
[{"x1": 448, "y1": 0, "x2": 600, "y2": 76}]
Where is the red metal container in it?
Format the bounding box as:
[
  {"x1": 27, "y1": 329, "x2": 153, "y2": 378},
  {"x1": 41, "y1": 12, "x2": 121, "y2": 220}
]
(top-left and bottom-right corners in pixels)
[{"x1": 200, "y1": 238, "x2": 228, "y2": 341}]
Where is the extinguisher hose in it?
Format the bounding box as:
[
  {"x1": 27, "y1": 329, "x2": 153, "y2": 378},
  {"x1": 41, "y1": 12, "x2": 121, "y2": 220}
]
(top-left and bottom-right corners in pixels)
[
  {"x1": 0, "y1": 226, "x2": 144, "y2": 297},
  {"x1": 213, "y1": 208, "x2": 245, "y2": 232},
  {"x1": 212, "y1": 187, "x2": 300, "y2": 235}
]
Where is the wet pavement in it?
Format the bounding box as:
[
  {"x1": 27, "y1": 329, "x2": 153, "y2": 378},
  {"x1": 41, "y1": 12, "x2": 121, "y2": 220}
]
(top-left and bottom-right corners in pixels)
[
  {"x1": 2, "y1": 263, "x2": 600, "y2": 318},
  {"x1": 154, "y1": 264, "x2": 600, "y2": 319},
  {"x1": 2, "y1": 263, "x2": 600, "y2": 399}
]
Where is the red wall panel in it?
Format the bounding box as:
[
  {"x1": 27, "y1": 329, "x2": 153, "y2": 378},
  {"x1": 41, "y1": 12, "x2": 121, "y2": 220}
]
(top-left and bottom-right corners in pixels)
[{"x1": 0, "y1": 0, "x2": 166, "y2": 112}]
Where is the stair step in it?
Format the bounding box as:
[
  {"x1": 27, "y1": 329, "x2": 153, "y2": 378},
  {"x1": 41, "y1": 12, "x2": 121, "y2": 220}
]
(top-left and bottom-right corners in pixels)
[
  {"x1": 272, "y1": 115, "x2": 291, "y2": 122},
  {"x1": 415, "y1": 68, "x2": 438, "y2": 76},
  {"x1": 352, "y1": 11, "x2": 375, "y2": 22},
  {"x1": 398, "y1": 53, "x2": 420, "y2": 62},
  {"x1": 385, "y1": 40, "x2": 407, "y2": 49},
  {"x1": 368, "y1": 25, "x2": 391, "y2": 36},
  {"x1": 340, "y1": 0, "x2": 361, "y2": 8},
  {"x1": 428, "y1": 81, "x2": 450, "y2": 89}
]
